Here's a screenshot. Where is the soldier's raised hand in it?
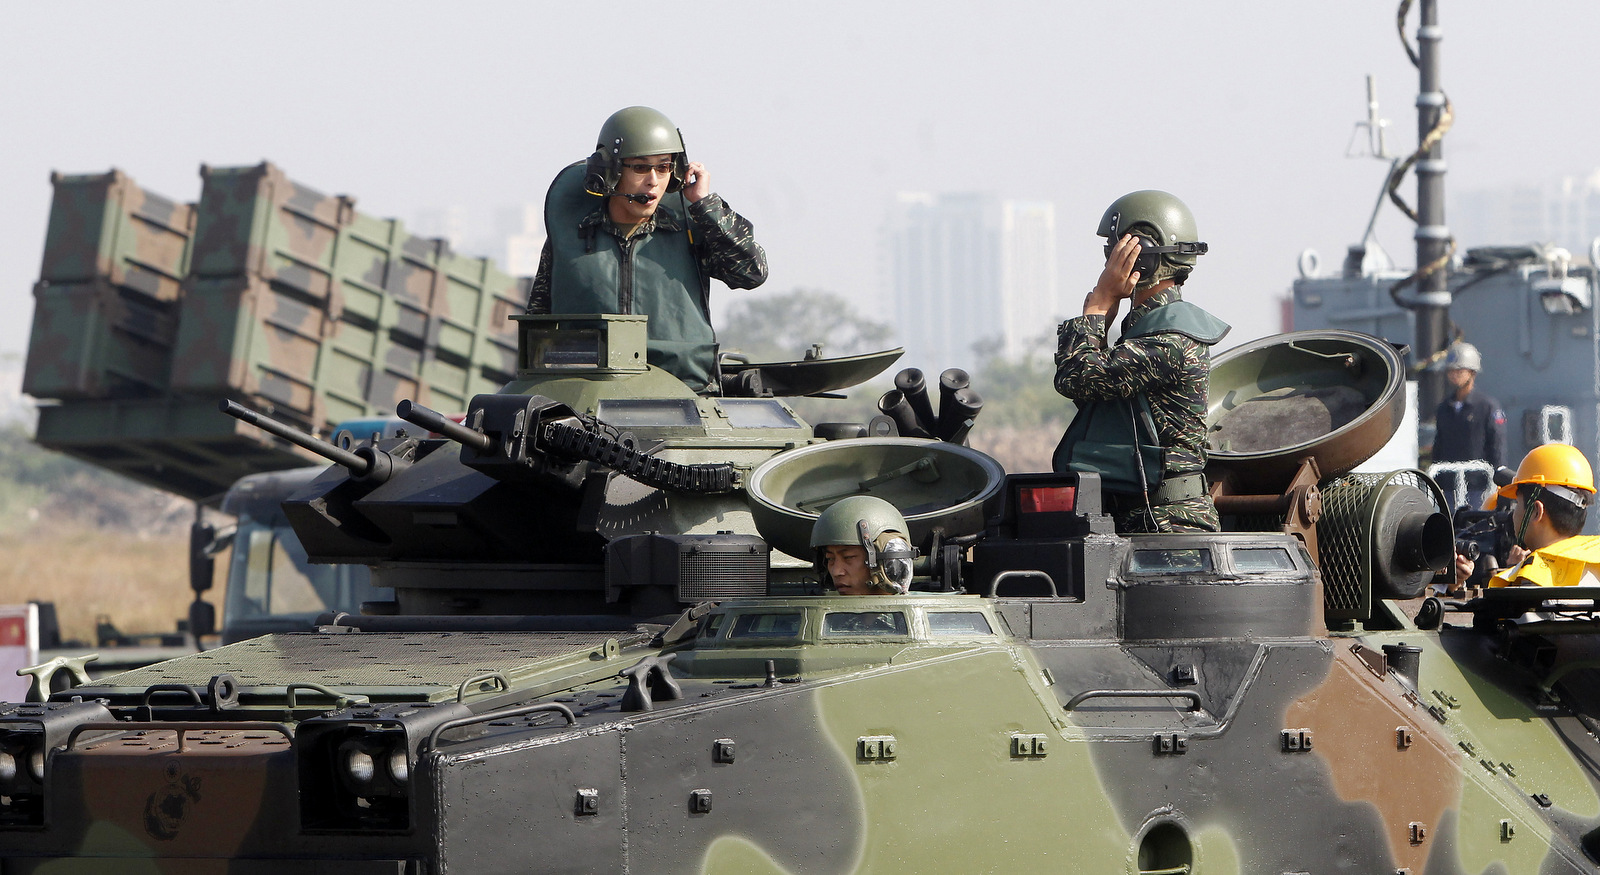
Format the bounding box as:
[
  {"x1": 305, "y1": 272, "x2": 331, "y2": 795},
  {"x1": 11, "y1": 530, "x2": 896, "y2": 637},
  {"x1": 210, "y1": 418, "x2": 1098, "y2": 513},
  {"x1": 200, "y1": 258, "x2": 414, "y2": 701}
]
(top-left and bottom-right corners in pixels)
[
  {"x1": 1083, "y1": 234, "x2": 1142, "y2": 318},
  {"x1": 683, "y1": 161, "x2": 710, "y2": 203}
]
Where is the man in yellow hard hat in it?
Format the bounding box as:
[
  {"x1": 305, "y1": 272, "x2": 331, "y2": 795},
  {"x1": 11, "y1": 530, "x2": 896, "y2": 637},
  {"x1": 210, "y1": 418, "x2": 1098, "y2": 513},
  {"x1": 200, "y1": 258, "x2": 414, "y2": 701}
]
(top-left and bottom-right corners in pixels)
[{"x1": 1453, "y1": 443, "x2": 1600, "y2": 588}]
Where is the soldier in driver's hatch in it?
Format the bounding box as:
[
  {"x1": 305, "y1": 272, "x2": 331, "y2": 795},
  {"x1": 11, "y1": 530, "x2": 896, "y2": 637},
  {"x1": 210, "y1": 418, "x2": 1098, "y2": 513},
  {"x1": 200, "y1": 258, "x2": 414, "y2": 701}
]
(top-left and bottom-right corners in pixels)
[
  {"x1": 810, "y1": 496, "x2": 916, "y2": 595},
  {"x1": 1052, "y1": 191, "x2": 1230, "y2": 534},
  {"x1": 526, "y1": 106, "x2": 768, "y2": 394}
]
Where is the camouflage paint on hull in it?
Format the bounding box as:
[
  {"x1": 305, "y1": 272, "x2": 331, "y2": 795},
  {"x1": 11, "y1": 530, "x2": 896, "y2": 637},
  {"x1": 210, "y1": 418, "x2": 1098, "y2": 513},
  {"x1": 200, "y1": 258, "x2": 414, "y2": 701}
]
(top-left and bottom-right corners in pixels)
[{"x1": 9, "y1": 593, "x2": 1599, "y2": 874}]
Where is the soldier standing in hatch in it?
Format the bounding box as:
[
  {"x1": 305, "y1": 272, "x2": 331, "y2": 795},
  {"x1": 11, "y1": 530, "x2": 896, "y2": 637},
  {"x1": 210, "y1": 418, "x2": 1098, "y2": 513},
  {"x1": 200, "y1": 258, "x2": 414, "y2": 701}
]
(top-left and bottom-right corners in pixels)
[
  {"x1": 1053, "y1": 191, "x2": 1230, "y2": 534},
  {"x1": 526, "y1": 106, "x2": 768, "y2": 394}
]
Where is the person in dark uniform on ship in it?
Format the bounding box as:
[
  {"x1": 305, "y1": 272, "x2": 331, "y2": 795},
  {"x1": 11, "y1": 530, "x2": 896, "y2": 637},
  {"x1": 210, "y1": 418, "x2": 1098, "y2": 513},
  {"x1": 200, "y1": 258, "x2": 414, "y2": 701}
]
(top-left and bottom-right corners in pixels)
[{"x1": 1431, "y1": 340, "x2": 1506, "y2": 470}]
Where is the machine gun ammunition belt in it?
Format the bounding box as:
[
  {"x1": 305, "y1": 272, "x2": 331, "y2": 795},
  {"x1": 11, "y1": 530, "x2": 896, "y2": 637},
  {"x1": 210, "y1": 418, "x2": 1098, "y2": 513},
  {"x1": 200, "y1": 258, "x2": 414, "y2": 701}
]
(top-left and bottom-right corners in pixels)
[{"x1": 541, "y1": 421, "x2": 736, "y2": 493}]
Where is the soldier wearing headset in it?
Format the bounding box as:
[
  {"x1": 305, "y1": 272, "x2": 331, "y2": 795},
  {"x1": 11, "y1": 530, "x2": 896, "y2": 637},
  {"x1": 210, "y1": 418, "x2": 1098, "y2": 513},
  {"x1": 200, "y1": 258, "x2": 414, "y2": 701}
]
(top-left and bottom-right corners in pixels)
[
  {"x1": 1052, "y1": 191, "x2": 1230, "y2": 534},
  {"x1": 527, "y1": 106, "x2": 768, "y2": 394},
  {"x1": 811, "y1": 496, "x2": 916, "y2": 596}
]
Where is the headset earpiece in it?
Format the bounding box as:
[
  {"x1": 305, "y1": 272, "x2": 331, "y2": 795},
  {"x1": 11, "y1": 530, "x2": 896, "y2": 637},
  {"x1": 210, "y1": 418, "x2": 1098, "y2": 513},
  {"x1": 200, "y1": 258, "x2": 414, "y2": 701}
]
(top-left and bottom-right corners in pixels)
[
  {"x1": 869, "y1": 532, "x2": 915, "y2": 594},
  {"x1": 664, "y1": 151, "x2": 686, "y2": 193},
  {"x1": 1132, "y1": 234, "x2": 1162, "y2": 278},
  {"x1": 664, "y1": 128, "x2": 688, "y2": 193},
  {"x1": 582, "y1": 151, "x2": 612, "y2": 197}
]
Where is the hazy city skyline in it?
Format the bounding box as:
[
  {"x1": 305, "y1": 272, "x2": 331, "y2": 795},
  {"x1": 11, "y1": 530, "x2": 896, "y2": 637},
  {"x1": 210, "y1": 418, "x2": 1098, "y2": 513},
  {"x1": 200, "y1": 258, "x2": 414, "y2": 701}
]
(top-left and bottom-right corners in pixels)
[
  {"x1": 1453, "y1": 172, "x2": 1600, "y2": 261},
  {"x1": 883, "y1": 193, "x2": 1059, "y2": 368},
  {"x1": 6, "y1": 2, "x2": 1600, "y2": 370}
]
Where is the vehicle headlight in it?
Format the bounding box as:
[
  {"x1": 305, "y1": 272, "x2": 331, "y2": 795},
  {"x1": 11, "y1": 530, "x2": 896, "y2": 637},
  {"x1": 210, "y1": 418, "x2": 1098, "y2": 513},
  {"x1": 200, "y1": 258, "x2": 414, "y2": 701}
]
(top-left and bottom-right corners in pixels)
[
  {"x1": 339, "y1": 740, "x2": 377, "y2": 794},
  {"x1": 297, "y1": 701, "x2": 468, "y2": 832},
  {"x1": 0, "y1": 743, "x2": 42, "y2": 792},
  {"x1": 0, "y1": 700, "x2": 115, "y2": 830},
  {"x1": 335, "y1": 735, "x2": 409, "y2": 799},
  {"x1": 387, "y1": 744, "x2": 409, "y2": 786}
]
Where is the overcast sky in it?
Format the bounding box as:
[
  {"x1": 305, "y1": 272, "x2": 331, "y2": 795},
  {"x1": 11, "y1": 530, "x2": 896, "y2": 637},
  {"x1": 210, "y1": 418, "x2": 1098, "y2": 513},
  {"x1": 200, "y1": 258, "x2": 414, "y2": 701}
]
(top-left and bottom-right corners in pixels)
[{"x1": 4, "y1": 1, "x2": 1599, "y2": 363}]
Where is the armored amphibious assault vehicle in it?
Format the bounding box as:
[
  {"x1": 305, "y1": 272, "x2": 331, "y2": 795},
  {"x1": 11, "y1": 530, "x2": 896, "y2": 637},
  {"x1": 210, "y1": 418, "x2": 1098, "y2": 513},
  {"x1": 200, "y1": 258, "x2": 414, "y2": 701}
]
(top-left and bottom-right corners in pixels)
[{"x1": 3, "y1": 313, "x2": 1600, "y2": 874}]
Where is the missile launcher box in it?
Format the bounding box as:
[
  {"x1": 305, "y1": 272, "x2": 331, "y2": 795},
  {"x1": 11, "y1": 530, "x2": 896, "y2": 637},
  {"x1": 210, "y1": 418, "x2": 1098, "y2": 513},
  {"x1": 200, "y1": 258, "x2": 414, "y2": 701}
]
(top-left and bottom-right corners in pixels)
[{"x1": 24, "y1": 162, "x2": 528, "y2": 500}]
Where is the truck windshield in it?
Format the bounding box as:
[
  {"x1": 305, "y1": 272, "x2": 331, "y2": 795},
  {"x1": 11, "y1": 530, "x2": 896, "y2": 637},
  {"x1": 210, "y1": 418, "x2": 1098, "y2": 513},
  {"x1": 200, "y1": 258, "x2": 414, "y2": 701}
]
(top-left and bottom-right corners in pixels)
[{"x1": 223, "y1": 520, "x2": 386, "y2": 641}]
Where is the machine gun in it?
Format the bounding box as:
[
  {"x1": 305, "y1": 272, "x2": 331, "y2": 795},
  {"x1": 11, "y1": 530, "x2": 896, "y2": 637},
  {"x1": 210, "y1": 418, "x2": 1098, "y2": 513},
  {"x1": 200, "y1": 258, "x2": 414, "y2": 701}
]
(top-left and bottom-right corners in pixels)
[
  {"x1": 221, "y1": 399, "x2": 415, "y2": 486},
  {"x1": 394, "y1": 397, "x2": 735, "y2": 494}
]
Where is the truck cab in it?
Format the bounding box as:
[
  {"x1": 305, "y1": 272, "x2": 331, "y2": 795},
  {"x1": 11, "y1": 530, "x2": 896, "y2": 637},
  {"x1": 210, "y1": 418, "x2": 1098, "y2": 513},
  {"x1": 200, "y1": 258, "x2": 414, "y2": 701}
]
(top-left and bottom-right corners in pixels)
[{"x1": 215, "y1": 466, "x2": 393, "y2": 644}]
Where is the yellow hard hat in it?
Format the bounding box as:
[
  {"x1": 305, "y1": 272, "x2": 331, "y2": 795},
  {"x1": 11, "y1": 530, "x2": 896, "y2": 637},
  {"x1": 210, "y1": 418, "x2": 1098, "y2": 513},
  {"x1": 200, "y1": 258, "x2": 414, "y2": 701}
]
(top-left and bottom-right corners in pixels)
[{"x1": 1497, "y1": 443, "x2": 1596, "y2": 503}]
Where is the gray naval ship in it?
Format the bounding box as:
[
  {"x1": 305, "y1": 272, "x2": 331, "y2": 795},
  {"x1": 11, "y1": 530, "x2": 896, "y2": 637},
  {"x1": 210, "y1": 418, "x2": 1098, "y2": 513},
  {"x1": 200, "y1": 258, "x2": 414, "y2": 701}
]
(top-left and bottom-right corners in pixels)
[{"x1": 1287, "y1": 0, "x2": 1600, "y2": 531}]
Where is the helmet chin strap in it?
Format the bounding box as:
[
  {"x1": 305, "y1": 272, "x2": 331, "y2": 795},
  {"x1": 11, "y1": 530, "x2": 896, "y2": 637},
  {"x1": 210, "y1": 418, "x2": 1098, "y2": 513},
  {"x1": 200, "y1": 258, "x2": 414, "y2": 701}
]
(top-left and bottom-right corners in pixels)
[{"x1": 1513, "y1": 484, "x2": 1543, "y2": 549}]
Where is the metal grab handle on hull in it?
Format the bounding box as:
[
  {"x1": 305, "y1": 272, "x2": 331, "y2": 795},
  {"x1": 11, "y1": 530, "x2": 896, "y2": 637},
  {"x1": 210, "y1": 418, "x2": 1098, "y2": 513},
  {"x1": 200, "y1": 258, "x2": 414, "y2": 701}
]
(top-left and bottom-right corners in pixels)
[
  {"x1": 425, "y1": 703, "x2": 578, "y2": 752},
  {"x1": 1063, "y1": 690, "x2": 1203, "y2": 711},
  {"x1": 285, "y1": 682, "x2": 370, "y2": 709},
  {"x1": 986, "y1": 570, "x2": 1059, "y2": 597},
  {"x1": 457, "y1": 672, "x2": 510, "y2": 703},
  {"x1": 138, "y1": 685, "x2": 204, "y2": 721}
]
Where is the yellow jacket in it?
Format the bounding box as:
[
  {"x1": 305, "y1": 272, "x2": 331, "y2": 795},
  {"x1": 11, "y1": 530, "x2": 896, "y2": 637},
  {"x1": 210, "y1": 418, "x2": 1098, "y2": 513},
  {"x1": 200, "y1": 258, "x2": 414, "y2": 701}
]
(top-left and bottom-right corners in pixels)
[{"x1": 1490, "y1": 535, "x2": 1600, "y2": 587}]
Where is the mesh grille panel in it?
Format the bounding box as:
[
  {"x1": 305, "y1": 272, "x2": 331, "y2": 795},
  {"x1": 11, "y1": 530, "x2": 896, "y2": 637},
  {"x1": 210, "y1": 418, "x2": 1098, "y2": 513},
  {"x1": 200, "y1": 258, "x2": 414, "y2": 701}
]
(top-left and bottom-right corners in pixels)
[
  {"x1": 1320, "y1": 470, "x2": 1441, "y2": 620},
  {"x1": 89, "y1": 631, "x2": 647, "y2": 692},
  {"x1": 679, "y1": 551, "x2": 769, "y2": 599},
  {"x1": 1320, "y1": 473, "x2": 1379, "y2": 617}
]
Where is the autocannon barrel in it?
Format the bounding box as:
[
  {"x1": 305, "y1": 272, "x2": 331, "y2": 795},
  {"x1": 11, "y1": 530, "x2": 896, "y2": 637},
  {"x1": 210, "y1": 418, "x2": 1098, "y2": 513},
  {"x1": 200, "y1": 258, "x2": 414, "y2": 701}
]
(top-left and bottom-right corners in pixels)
[
  {"x1": 396, "y1": 400, "x2": 493, "y2": 453},
  {"x1": 220, "y1": 399, "x2": 371, "y2": 475}
]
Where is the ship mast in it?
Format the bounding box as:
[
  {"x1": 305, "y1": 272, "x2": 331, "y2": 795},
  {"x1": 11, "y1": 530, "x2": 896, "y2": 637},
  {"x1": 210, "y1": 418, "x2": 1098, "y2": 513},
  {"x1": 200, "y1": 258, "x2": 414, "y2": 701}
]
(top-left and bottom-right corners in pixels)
[{"x1": 1413, "y1": 0, "x2": 1450, "y2": 415}]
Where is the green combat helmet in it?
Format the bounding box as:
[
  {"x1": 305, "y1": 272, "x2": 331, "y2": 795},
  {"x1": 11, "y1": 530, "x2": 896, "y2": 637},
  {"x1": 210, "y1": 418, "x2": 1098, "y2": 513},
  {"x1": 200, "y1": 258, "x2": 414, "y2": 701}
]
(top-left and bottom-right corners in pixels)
[
  {"x1": 810, "y1": 495, "x2": 917, "y2": 594},
  {"x1": 583, "y1": 106, "x2": 689, "y2": 197},
  {"x1": 1097, "y1": 189, "x2": 1208, "y2": 289}
]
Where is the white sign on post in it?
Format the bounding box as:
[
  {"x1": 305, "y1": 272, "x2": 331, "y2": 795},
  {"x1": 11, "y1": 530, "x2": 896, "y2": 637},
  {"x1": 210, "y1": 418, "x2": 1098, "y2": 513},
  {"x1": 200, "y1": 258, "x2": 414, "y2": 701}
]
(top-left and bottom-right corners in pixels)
[{"x1": 0, "y1": 605, "x2": 39, "y2": 702}]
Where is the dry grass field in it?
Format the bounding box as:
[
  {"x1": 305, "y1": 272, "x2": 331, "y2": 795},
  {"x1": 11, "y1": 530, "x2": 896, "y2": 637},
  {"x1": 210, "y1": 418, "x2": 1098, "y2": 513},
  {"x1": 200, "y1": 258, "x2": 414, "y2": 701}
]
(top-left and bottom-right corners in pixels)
[
  {"x1": 969, "y1": 426, "x2": 1060, "y2": 475},
  {"x1": 0, "y1": 425, "x2": 213, "y2": 645},
  {"x1": 0, "y1": 522, "x2": 200, "y2": 645}
]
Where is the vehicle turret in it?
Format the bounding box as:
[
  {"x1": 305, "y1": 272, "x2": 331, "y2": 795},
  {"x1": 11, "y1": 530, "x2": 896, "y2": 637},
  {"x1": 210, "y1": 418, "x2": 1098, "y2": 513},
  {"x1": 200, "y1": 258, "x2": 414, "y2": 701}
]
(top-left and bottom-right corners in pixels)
[{"x1": 224, "y1": 313, "x2": 951, "y2": 618}]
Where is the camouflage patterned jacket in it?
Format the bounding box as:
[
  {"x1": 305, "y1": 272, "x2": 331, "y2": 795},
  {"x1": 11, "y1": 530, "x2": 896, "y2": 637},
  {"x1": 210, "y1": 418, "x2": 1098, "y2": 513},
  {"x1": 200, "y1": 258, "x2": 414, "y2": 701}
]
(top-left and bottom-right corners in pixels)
[
  {"x1": 525, "y1": 192, "x2": 768, "y2": 316},
  {"x1": 1053, "y1": 287, "x2": 1217, "y2": 479}
]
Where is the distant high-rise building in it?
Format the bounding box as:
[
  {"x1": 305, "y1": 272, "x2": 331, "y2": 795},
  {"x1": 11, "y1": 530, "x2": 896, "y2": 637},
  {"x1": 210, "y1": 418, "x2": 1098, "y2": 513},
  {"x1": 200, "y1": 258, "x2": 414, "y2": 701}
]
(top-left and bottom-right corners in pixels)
[
  {"x1": 413, "y1": 204, "x2": 545, "y2": 277},
  {"x1": 495, "y1": 204, "x2": 545, "y2": 276},
  {"x1": 413, "y1": 205, "x2": 470, "y2": 251},
  {"x1": 1453, "y1": 170, "x2": 1600, "y2": 258},
  {"x1": 1000, "y1": 201, "x2": 1059, "y2": 360},
  {"x1": 883, "y1": 193, "x2": 1058, "y2": 369}
]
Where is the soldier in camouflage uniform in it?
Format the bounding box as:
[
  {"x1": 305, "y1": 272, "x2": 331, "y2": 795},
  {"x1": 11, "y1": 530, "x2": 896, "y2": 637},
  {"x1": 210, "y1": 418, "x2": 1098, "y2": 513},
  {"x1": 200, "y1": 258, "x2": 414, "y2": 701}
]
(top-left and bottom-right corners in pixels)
[
  {"x1": 527, "y1": 106, "x2": 768, "y2": 394},
  {"x1": 1053, "y1": 191, "x2": 1230, "y2": 533}
]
